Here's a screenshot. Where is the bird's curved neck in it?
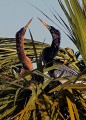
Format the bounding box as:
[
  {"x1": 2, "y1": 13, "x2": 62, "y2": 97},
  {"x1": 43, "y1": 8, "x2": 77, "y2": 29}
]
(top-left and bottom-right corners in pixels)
[
  {"x1": 16, "y1": 27, "x2": 33, "y2": 72},
  {"x1": 16, "y1": 27, "x2": 26, "y2": 61},
  {"x1": 50, "y1": 28, "x2": 61, "y2": 52}
]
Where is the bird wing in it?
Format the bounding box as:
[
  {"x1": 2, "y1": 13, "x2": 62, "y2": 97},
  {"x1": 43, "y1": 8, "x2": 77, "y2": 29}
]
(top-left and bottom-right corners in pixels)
[{"x1": 51, "y1": 65, "x2": 80, "y2": 78}]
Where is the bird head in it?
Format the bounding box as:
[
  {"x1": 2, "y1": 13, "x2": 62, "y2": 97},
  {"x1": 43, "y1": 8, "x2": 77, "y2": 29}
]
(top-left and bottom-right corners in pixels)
[
  {"x1": 38, "y1": 18, "x2": 60, "y2": 36},
  {"x1": 24, "y1": 18, "x2": 33, "y2": 29},
  {"x1": 38, "y1": 18, "x2": 49, "y2": 29},
  {"x1": 16, "y1": 18, "x2": 33, "y2": 37}
]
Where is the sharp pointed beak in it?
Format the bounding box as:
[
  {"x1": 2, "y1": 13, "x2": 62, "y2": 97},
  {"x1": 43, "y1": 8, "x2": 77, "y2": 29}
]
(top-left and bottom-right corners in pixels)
[
  {"x1": 25, "y1": 18, "x2": 33, "y2": 29},
  {"x1": 38, "y1": 18, "x2": 49, "y2": 29}
]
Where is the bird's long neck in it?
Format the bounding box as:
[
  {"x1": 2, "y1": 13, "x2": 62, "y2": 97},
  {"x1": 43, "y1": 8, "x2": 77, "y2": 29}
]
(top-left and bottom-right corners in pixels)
[
  {"x1": 16, "y1": 27, "x2": 26, "y2": 61},
  {"x1": 50, "y1": 27, "x2": 61, "y2": 55},
  {"x1": 50, "y1": 28, "x2": 60, "y2": 52},
  {"x1": 16, "y1": 27, "x2": 33, "y2": 71}
]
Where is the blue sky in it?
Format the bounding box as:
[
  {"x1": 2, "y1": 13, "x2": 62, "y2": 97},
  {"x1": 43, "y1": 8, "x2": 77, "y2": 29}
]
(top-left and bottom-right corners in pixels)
[{"x1": 0, "y1": 0, "x2": 78, "y2": 51}]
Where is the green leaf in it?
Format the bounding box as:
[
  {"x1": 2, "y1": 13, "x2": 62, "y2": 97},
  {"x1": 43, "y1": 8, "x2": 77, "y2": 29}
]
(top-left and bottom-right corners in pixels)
[{"x1": 0, "y1": 105, "x2": 17, "y2": 120}]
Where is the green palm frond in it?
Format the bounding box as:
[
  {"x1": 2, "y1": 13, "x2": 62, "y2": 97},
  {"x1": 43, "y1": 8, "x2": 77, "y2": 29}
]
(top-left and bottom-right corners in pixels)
[
  {"x1": 0, "y1": 38, "x2": 49, "y2": 63},
  {"x1": 0, "y1": 38, "x2": 49, "y2": 81},
  {"x1": 58, "y1": 0, "x2": 86, "y2": 65},
  {"x1": 0, "y1": 71, "x2": 86, "y2": 120}
]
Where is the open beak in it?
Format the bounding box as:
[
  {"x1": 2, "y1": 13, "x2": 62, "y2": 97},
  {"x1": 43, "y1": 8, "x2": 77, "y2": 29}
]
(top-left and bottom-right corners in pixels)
[
  {"x1": 38, "y1": 18, "x2": 49, "y2": 29},
  {"x1": 25, "y1": 18, "x2": 33, "y2": 29}
]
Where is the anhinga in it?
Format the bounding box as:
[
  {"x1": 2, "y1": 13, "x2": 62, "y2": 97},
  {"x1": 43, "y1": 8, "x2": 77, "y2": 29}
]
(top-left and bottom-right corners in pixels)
[
  {"x1": 38, "y1": 18, "x2": 80, "y2": 78},
  {"x1": 16, "y1": 19, "x2": 33, "y2": 76}
]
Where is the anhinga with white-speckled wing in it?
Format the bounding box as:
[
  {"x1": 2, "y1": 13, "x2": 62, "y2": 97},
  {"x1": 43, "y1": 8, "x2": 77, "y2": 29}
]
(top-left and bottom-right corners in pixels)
[{"x1": 38, "y1": 18, "x2": 80, "y2": 78}]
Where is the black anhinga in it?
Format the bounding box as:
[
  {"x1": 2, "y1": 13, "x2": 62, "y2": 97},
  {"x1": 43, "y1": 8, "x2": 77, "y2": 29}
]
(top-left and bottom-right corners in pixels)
[
  {"x1": 16, "y1": 19, "x2": 33, "y2": 76},
  {"x1": 38, "y1": 18, "x2": 80, "y2": 78},
  {"x1": 38, "y1": 18, "x2": 60, "y2": 66}
]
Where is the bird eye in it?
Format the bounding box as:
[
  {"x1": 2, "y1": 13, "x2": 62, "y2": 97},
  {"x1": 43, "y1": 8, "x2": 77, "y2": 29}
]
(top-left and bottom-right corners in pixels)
[{"x1": 48, "y1": 26, "x2": 51, "y2": 30}]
